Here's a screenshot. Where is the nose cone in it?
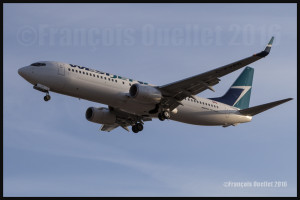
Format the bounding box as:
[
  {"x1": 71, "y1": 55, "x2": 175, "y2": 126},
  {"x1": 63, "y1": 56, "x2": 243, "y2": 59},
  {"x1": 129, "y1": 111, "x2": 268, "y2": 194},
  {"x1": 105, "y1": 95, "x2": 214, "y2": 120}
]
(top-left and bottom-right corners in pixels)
[
  {"x1": 18, "y1": 67, "x2": 26, "y2": 77},
  {"x1": 18, "y1": 66, "x2": 32, "y2": 82}
]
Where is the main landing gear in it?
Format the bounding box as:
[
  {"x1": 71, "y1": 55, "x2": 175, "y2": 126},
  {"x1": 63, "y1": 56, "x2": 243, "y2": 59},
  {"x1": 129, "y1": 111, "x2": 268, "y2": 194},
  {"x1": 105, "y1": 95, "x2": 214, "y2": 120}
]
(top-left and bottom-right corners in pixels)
[
  {"x1": 132, "y1": 123, "x2": 143, "y2": 133},
  {"x1": 158, "y1": 110, "x2": 170, "y2": 121},
  {"x1": 44, "y1": 93, "x2": 51, "y2": 102}
]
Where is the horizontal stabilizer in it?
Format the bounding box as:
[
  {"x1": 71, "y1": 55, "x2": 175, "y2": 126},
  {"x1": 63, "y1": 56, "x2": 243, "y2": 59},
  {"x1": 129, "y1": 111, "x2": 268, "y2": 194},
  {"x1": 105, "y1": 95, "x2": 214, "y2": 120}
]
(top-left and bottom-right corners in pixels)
[{"x1": 239, "y1": 98, "x2": 293, "y2": 116}]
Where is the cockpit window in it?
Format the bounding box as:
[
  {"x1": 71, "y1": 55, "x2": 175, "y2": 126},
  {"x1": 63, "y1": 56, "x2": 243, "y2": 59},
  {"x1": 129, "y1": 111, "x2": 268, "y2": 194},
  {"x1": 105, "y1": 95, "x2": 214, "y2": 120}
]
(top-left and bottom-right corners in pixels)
[{"x1": 31, "y1": 62, "x2": 46, "y2": 66}]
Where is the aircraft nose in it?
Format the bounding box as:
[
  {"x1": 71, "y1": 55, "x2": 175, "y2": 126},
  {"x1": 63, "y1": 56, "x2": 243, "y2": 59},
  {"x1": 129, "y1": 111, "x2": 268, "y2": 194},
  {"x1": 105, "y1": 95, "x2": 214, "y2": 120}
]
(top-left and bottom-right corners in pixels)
[
  {"x1": 18, "y1": 66, "x2": 32, "y2": 81},
  {"x1": 18, "y1": 67, "x2": 26, "y2": 78},
  {"x1": 18, "y1": 67, "x2": 23, "y2": 76}
]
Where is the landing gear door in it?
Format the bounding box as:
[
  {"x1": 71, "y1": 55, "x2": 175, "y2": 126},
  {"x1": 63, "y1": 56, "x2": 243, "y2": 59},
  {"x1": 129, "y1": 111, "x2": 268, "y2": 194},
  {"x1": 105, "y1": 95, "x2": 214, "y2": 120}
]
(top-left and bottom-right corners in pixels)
[{"x1": 58, "y1": 64, "x2": 65, "y2": 76}]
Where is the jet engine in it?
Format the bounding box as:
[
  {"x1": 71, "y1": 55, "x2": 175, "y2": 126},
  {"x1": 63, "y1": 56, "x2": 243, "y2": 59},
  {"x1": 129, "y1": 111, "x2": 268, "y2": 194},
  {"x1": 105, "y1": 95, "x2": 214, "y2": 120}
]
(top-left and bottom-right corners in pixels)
[
  {"x1": 129, "y1": 83, "x2": 162, "y2": 104},
  {"x1": 85, "y1": 107, "x2": 116, "y2": 125}
]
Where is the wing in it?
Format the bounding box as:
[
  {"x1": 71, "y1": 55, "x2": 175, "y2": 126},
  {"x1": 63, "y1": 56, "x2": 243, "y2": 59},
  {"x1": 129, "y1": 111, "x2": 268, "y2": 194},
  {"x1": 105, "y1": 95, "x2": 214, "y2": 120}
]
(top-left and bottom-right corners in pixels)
[
  {"x1": 99, "y1": 107, "x2": 152, "y2": 132},
  {"x1": 159, "y1": 37, "x2": 274, "y2": 111}
]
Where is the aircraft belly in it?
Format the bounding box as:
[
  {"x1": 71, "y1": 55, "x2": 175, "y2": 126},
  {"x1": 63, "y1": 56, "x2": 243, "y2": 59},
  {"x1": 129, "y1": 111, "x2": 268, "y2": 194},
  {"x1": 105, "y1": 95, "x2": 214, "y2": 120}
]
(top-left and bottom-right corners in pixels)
[
  {"x1": 170, "y1": 104, "x2": 252, "y2": 126},
  {"x1": 170, "y1": 104, "x2": 229, "y2": 126}
]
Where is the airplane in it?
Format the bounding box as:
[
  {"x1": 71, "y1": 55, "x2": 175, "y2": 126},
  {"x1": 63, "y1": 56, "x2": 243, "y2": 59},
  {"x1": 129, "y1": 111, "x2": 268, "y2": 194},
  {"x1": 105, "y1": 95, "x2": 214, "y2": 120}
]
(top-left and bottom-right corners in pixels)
[{"x1": 18, "y1": 37, "x2": 292, "y2": 133}]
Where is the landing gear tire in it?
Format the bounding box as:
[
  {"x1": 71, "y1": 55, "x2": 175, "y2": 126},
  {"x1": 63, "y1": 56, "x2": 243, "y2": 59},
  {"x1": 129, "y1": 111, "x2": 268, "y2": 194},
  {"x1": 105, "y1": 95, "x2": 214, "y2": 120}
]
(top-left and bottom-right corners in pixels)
[
  {"x1": 136, "y1": 123, "x2": 143, "y2": 131},
  {"x1": 132, "y1": 123, "x2": 144, "y2": 133},
  {"x1": 162, "y1": 111, "x2": 170, "y2": 119},
  {"x1": 158, "y1": 113, "x2": 165, "y2": 121},
  {"x1": 44, "y1": 94, "x2": 51, "y2": 101},
  {"x1": 158, "y1": 111, "x2": 170, "y2": 121},
  {"x1": 132, "y1": 125, "x2": 139, "y2": 133}
]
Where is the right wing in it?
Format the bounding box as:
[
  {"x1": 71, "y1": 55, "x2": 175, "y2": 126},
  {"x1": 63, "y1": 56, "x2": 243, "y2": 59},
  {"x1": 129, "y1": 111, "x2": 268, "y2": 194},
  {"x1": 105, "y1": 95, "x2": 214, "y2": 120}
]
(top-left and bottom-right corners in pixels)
[{"x1": 159, "y1": 37, "x2": 274, "y2": 111}]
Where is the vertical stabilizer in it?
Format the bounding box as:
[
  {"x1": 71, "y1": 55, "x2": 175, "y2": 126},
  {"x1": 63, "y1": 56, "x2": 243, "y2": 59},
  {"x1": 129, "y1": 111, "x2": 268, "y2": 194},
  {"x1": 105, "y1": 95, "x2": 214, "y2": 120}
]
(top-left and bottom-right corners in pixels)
[{"x1": 210, "y1": 67, "x2": 254, "y2": 109}]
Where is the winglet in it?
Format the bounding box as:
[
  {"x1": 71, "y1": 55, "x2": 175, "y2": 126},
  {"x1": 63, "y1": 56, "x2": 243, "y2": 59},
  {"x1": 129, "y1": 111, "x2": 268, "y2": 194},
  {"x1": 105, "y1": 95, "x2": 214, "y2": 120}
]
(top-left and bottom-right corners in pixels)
[
  {"x1": 255, "y1": 36, "x2": 274, "y2": 57},
  {"x1": 268, "y1": 36, "x2": 274, "y2": 46}
]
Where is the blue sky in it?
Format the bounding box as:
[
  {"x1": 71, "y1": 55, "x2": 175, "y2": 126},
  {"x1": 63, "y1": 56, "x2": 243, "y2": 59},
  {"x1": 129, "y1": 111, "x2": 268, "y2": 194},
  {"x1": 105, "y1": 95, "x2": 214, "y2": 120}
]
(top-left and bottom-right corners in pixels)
[{"x1": 3, "y1": 3, "x2": 297, "y2": 197}]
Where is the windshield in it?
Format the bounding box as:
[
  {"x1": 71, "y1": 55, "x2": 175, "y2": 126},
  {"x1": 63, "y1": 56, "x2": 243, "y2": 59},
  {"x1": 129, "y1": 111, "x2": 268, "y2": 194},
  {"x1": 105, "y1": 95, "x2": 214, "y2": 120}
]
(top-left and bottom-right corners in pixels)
[{"x1": 31, "y1": 62, "x2": 46, "y2": 66}]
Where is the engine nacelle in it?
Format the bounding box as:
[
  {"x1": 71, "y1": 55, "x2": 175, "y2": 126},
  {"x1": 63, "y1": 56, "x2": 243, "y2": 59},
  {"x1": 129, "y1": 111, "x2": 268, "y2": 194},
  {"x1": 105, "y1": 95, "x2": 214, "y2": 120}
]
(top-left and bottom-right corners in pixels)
[
  {"x1": 129, "y1": 83, "x2": 162, "y2": 104},
  {"x1": 85, "y1": 107, "x2": 116, "y2": 125}
]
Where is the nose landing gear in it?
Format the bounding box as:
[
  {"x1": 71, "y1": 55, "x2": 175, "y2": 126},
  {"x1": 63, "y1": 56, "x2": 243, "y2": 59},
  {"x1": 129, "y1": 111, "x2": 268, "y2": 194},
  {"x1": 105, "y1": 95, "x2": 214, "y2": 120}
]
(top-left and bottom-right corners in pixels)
[
  {"x1": 44, "y1": 93, "x2": 51, "y2": 101},
  {"x1": 33, "y1": 84, "x2": 51, "y2": 102}
]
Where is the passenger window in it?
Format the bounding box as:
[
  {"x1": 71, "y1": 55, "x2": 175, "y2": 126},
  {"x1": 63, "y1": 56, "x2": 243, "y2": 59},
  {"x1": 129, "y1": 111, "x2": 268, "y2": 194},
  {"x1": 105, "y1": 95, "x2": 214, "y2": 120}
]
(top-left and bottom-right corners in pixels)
[
  {"x1": 83, "y1": 72, "x2": 85, "y2": 74},
  {"x1": 76, "y1": 70, "x2": 78, "y2": 73},
  {"x1": 97, "y1": 75, "x2": 99, "y2": 78},
  {"x1": 93, "y1": 74, "x2": 95, "y2": 77},
  {"x1": 68, "y1": 68, "x2": 70, "y2": 71},
  {"x1": 72, "y1": 69, "x2": 74, "y2": 72}
]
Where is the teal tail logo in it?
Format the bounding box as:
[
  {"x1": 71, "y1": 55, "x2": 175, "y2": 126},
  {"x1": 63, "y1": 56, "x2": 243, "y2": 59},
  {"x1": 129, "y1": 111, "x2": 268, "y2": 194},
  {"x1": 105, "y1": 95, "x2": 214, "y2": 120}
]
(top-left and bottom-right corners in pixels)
[{"x1": 210, "y1": 67, "x2": 254, "y2": 109}]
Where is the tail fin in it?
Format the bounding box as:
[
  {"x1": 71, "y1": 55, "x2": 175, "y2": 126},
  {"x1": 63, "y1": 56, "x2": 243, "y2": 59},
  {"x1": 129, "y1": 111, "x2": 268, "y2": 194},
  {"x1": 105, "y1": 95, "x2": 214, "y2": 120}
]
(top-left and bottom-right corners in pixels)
[
  {"x1": 210, "y1": 67, "x2": 254, "y2": 109},
  {"x1": 239, "y1": 98, "x2": 293, "y2": 116}
]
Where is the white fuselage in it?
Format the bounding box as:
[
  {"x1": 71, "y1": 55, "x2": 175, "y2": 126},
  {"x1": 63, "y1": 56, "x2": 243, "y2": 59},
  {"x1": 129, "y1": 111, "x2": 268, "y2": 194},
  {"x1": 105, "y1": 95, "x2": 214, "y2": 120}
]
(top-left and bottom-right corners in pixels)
[{"x1": 18, "y1": 61, "x2": 252, "y2": 126}]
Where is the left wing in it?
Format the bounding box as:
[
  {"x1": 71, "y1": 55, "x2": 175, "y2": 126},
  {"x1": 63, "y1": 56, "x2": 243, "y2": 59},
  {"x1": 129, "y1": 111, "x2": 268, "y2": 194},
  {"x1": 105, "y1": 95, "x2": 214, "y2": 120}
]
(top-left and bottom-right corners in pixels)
[{"x1": 159, "y1": 37, "x2": 274, "y2": 111}]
